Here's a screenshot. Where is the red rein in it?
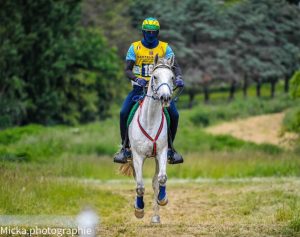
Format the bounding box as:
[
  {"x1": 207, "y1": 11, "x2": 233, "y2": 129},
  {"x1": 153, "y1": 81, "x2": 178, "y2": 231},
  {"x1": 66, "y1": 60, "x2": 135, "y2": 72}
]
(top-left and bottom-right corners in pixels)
[{"x1": 137, "y1": 101, "x2": 164, "y2": 156}]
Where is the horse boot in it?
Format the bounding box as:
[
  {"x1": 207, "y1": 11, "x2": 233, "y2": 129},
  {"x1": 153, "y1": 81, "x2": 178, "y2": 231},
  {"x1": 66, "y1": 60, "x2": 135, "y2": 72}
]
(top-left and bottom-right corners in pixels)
[{"x1": 113, "y1": 133, "x2": 132, "y2": 164}]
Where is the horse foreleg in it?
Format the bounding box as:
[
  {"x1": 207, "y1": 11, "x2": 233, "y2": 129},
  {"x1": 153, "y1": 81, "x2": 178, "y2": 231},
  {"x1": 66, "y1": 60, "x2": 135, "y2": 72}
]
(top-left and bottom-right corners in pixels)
[
  {"x1": 151, "y1": 158, "x2": 160, "y2": 224},
  {"x1": 157, "y1": 147, "x2": 168, "y2": 206},
  {"x1": 132, "y1": 151, "x2": 145, "y2": 219}
]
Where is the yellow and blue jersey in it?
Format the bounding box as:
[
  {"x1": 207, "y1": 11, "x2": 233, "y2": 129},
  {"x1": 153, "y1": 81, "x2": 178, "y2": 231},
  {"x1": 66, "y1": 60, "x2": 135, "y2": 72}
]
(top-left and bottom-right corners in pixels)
[{"x1": 126, "y1": 40, "x2": 175, "y2": 83}]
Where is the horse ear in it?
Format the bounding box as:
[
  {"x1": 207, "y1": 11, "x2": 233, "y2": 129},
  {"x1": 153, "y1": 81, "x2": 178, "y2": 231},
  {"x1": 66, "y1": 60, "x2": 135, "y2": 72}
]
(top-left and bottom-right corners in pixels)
[
  {"x1": 168, "y1": 55, "x2": 175, "y2": 67},
  {"x1": 154, "y1": 54, "x2": 159, "y2": 66}
]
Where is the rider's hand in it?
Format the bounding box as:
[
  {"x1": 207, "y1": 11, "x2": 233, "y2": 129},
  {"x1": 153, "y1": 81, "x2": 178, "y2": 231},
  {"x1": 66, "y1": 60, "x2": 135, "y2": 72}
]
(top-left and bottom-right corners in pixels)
[
  {"x1": 135, "y1": 78, "x2": 147, "y2": 87},
  {"x1": 175, "y1": 76, "x2": 184, "y2": 87}
]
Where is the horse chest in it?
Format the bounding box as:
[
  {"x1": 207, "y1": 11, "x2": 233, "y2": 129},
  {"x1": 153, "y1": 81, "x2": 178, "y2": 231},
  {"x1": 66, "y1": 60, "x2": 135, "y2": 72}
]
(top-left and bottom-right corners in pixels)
[{"x1": 129, "y1": 123, "x2": 168, "y2": 156}]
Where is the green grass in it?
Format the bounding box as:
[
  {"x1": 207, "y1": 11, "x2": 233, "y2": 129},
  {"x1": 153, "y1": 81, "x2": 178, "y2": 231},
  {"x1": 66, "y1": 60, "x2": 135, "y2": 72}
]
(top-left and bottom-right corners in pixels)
[
  {"x1": 185, "y1": 94, "x2": 298, "y2": 127},
  {"x1": 0, "y1": 168, "x2": 125, "y2": 217},
  {"x1": 0, "y1": 87, "x2": 298, "y2": 179},
  {"x1": 0, "y1": 85, "x2": 299, "y2": 235},
  {"x1": 1, "y1": 150, "x2": 299, "y2": 181}
]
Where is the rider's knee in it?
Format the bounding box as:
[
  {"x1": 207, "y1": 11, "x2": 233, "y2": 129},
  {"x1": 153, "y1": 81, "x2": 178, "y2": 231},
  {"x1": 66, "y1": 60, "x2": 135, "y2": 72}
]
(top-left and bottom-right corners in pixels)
[
  {"x1": 172, "y1": 110, "x2": 179, "y2": 121},
  {"x1": 120, "y1": 108, "x2": 127, "y2": 119}
]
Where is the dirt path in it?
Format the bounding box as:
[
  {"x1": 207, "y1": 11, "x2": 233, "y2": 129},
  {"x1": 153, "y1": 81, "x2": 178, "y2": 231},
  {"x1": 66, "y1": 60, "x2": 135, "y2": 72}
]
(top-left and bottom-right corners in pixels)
[
  {"x1": 97, "y1": 178, "x2": 300, "y2": 237},
  {"x1": 205, "y1": 112, "x2": 297, "y2": 148}
]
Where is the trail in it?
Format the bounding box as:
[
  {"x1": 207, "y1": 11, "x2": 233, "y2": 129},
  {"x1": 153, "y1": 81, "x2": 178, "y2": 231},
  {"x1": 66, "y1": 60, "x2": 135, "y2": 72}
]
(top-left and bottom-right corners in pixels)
[
  {"x1": 205, "y1": 112, "x2": 297, "y2": 148},
  {"x1": 92, "y1": 177, "x2": 300, "y2": 237}
]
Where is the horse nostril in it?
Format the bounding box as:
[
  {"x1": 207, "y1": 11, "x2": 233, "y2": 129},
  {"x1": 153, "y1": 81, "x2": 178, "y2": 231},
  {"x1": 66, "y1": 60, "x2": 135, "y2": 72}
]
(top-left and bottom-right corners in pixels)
[{"x1": 160, "y1": 94, "x2": 171, "y2": 103}]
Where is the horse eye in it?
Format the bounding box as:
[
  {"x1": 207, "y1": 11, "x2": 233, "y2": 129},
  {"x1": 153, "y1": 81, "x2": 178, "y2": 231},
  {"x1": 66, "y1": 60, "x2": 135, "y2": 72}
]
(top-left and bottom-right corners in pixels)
[{"x1": 153, "y1": 76, "x2": 157, "y2": 80}]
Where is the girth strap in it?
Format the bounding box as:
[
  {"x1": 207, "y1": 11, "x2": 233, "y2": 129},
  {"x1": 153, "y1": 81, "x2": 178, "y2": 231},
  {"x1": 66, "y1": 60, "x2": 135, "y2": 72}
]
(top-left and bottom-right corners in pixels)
[{"x1": 137, "y1": 101, "x2": 164, "y2": 156}]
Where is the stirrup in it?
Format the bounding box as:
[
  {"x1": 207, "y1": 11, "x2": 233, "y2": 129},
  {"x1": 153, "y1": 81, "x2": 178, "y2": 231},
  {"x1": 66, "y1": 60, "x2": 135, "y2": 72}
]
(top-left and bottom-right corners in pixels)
[
  {"x1": 168, "y1": 149, "x2": 184, "y2": 164},
  {"x1": 113, "y1": 148, "x2": 132, "y2": 164}
]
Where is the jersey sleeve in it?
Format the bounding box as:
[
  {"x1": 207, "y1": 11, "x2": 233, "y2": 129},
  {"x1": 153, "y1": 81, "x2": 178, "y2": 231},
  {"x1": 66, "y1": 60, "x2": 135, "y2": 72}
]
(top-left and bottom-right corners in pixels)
[
  {"x1": 165, "y1": 45, "x2": 175, "y2": 59},
  {"x1": 125, "y1": 45, "x2": 136, "y2": 61}
]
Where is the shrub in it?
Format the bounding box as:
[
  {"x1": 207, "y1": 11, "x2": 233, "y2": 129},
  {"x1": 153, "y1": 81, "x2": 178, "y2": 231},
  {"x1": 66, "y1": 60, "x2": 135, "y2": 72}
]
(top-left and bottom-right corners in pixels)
[
  {"x1": 290, "y1": 71, "x2": 300, "y2": 99},
  {"x1": 283, "y1": 108, "x2": 300, "y2": 133}
]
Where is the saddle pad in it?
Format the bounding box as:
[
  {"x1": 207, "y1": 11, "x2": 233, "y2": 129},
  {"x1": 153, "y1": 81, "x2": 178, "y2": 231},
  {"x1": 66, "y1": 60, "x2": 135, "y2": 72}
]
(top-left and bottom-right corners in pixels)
[{"x1": 127, "y1": 102, "x2": 170, "y2": 128}]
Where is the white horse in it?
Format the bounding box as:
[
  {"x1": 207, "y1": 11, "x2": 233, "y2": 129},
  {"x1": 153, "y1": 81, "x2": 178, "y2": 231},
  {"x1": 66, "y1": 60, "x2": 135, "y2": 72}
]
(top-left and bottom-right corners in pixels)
[{"x1": 121, "y1": 54, "x2": 175, "y2": 224}]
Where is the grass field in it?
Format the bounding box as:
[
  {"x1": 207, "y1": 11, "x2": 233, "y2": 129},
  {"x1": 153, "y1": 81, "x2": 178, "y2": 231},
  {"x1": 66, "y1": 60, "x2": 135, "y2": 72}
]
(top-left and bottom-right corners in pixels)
[{"x1": 0, "y1": 86, "x2": 299, "y2": 236}]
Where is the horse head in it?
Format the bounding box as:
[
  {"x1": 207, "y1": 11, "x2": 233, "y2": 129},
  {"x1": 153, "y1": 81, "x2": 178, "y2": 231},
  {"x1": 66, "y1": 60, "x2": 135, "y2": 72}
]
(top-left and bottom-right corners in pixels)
[{"x1": 151, "y1": 54, "x2": 175, "y2": 107}]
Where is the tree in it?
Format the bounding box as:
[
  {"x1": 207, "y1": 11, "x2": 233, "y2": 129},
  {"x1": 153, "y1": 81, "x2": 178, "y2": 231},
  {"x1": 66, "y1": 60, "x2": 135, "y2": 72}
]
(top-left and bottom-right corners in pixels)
[
  {"x1": 0, "y1": 1, "x2": 26, "y2": 127},
  {"x1": 128, "y1": 0, "x2": 300, "y2": 104},
  {"x1": 81, "y1": 0, "x2": 139, "y2": 57},
  {"x1": 0, "y1": 0, "x2": 123, "y2": 128}
]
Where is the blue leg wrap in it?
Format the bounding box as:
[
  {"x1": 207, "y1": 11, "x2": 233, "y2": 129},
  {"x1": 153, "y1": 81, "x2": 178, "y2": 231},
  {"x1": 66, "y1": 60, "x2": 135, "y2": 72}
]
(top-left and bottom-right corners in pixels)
[
  {"x1": 136, "y1": 196, "x2": 144, "y2": 209},
  {"x1": 158, "y1": 185, "x2": 166, "y2": 201}
]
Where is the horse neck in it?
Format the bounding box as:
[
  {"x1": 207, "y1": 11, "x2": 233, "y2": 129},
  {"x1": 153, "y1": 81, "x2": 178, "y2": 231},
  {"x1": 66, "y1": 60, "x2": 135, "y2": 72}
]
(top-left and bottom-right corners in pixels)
[{"x1": 139, "y1": 85, "x2": 163, "y2": 129}]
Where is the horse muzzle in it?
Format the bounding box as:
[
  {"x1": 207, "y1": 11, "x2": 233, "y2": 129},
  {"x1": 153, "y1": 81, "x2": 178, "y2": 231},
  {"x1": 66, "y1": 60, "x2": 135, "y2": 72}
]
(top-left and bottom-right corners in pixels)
[{"x1": 160, "y1": 94, "x2": 171, "y2": 107}]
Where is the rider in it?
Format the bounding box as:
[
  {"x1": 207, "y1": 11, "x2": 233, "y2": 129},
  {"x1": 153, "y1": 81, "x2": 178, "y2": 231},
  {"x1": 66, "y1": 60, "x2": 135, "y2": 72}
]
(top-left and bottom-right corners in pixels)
[{"x1": 114, "y1": 17, "x2": 184, "y2": 164}]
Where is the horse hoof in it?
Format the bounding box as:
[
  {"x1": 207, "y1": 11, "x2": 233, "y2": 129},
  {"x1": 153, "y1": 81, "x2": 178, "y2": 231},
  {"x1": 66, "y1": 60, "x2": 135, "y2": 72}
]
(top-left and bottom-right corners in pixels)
[
  {"x1": 157, "y1": 196, "x2": 168, "y2": 206},
  {"x1": 134, "y1": 208, "x2": 144, "y2": 219},
  {"x1": 151, "y1": 215, "x2": 160, "y2": 224}
]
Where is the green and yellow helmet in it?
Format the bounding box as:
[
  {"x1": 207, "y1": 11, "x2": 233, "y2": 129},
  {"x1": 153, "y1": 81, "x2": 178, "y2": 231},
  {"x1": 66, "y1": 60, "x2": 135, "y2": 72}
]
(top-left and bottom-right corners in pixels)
[{"x1": 142, "y1": 17, "x2": 160, "y2": 31}]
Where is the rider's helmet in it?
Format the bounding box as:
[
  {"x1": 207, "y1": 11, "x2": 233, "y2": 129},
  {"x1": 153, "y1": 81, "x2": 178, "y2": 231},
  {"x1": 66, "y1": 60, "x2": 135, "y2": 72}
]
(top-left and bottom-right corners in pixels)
[
  {"x1": 142, "y1": 17, "x2": 160, "y2": 31},
  {"x1": 142, "y1": 17, "x2": 160, "y2": 44}
]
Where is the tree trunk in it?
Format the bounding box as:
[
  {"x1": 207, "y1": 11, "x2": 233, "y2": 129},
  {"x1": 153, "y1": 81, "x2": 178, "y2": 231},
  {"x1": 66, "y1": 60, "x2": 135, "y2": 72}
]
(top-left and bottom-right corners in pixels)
[
  {"x1": 228, "y1": 81, "x2": 236, "y2": 101},
  {"x1": 243, "y1": 76, "x2": 248, "y2": 98},
  {"x1": 256, "y1": 81, "x2": 261, "y2": 98},
  {"x1": 270, "y1": 80, "x2": 276, "y2": 98},
  {"x1": 284, "y1": 77, "x2": 289, "y2": 93},
  {"x1": 203, "y1": 85, "x2": 210, "y2": 103},
  {"x1": 188, "y1": 92, "x2": 195, "y2": 109}
]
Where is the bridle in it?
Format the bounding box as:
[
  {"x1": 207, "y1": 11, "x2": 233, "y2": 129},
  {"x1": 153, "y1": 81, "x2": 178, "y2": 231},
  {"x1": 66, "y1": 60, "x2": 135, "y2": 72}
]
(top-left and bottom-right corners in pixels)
[{"x1": 145, "y1": 64, "x2": 174, "y2": 101}]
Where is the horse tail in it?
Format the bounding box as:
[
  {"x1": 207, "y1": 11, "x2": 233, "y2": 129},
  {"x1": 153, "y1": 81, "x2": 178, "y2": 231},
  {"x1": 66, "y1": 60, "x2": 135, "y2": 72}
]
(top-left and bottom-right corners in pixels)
[{"x1": 119, "y1": 161, "x2": 134, "y2": 177}]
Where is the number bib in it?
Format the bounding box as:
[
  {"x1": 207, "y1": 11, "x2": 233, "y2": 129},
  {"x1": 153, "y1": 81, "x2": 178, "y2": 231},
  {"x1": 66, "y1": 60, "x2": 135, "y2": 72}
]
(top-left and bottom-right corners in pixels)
[{"x1": 132, "y1": 41, "x2": 168, "y2": 81}]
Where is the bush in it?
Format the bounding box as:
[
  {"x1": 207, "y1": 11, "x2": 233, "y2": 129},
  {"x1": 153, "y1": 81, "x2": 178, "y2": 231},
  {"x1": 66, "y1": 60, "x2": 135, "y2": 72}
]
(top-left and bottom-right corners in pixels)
[
  {"x1": 290, "y1": 71, "x2": 300, "y2": 99},
  {"x1": 283, "y1": 108, "x2": 300, "y2": 133},
  {"x1": 0, "y1": 1, "x2": 123, "y2": 128},
  {"x1": 0, "y1": 124, "x2": 44, "y2": 145}
]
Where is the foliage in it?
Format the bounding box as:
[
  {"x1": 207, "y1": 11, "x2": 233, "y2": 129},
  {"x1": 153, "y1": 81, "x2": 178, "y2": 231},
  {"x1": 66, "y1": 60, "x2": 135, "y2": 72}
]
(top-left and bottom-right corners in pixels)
[
  {"x1": 81, "y1": 0, "x2": 139, "y2": 57},
  {"x1": 290, "y1": 71, "x2": 300, "y2": 99},
  {"x1": 0, "y1": 0, "x2": 123, "y2": 128},
  {"x1": 284, "y1": 71, "x2": 300, "y2": 143},
  {"x1": 283, "y1": 107, "x2": 300, "y2": 133},
  {"x1": 129, "y1": 0, "x2": 300, "y2": 99}
]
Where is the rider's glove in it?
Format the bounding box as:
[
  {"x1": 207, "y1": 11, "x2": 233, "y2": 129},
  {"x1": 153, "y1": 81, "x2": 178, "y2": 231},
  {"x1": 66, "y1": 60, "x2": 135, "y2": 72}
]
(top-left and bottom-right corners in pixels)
[
  {"x1": 175, "y1": 76, "x2": 184, "y2": 87},
  {"x1": 135, "y1": 78, "x2": 147, "y2": 87}
]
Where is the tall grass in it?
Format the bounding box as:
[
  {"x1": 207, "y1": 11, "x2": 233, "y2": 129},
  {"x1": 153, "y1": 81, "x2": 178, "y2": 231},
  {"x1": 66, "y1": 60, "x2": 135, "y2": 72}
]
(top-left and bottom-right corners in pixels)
[
  {"x1": 187, "y1": 94, "x2": 298, "y2": 127},
  {"x1": 0, "y1": 86, "x2": 298, "y2": 178}
]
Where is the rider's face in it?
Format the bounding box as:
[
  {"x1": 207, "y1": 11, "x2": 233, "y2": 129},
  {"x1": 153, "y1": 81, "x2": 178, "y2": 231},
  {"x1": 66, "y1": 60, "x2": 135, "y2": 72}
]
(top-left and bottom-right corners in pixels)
[{"x1": 143, "y1": 30, "x2": 159, "y2": 43}]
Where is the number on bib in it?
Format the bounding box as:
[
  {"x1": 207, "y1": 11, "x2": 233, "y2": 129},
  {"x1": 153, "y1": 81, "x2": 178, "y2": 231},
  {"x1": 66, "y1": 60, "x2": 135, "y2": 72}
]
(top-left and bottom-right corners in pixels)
[{"x1": 142, "y1": 64, "x2": 154, "y2": 77}]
